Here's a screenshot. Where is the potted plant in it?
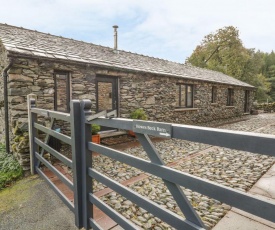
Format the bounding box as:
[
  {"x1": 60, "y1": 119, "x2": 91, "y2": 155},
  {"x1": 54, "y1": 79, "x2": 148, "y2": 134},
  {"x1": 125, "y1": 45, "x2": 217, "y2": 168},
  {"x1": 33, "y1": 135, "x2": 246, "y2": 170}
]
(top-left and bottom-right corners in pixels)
[
  {"x1": 129, "y1": 108, "x2": 148, "y2": 137},
  {"x1": 91, "y1": 124, "x2": 101, "y2": 144}
]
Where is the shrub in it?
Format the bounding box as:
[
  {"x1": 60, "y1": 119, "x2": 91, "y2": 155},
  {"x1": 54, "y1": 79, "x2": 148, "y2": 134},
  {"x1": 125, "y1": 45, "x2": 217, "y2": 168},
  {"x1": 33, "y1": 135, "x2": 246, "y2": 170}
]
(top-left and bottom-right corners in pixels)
[
  {"x1": 0, "y1": 144, "x2": 23, "y2": 190},
  {"x1": 91, "y1": 124, "x2": 101, "y2": 135},
  {"x1": 130, "y1": 108, "x2": 148, "y2": 120}
]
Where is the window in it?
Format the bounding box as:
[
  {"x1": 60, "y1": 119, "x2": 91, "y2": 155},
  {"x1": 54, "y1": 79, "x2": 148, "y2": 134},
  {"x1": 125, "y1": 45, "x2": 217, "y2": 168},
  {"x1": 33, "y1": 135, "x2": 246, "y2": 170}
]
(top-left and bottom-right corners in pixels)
[
  {"x1": 212, "y1": 86, "x2": 217, "y2": 103},
  {"x1": 176, "y1": 84, "x2": 193, "y2": 108},
  {"x1": 54, "y1": 72, "x2": 70, "y2": 112},
  {"x1": 227, "y1": 88, "x2": 234, "y2": 106}
]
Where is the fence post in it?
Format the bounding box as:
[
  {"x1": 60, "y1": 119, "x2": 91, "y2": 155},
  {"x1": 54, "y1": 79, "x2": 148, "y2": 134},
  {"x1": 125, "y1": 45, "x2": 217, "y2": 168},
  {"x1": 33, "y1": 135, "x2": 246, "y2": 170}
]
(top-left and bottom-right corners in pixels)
[
  {"x1": 70, "y1": 100, "x2": 83, "y2": 228},
  {"x1": 80, "y1": 100, "x2": 93, "y2": 229},
  {"x1": 27, "y1": 94, "x2": 38, "y2": 175}
]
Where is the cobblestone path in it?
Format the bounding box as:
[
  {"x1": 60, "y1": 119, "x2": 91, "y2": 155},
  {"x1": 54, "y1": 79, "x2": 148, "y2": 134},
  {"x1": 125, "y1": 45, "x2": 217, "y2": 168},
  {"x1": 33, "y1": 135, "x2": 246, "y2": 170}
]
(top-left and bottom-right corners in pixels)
[{"x1": 92, "y1": 114, "x2": 275, "y2": 229}]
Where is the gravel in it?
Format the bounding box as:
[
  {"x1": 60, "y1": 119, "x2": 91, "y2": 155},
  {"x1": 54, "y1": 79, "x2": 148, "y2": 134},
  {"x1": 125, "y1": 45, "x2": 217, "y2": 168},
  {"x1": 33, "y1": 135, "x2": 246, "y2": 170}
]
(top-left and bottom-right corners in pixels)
[{"x1": 91, "y1": 114, "x2": 275, "y2": 229}]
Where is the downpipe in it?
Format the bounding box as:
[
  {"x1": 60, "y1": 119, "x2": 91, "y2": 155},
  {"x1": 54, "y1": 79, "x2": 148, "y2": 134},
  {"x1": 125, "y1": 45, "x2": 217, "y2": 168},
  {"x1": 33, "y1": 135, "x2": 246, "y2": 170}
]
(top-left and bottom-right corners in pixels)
[{"x1": 2, "y1": 60, "x2": 13, "y2": 153}]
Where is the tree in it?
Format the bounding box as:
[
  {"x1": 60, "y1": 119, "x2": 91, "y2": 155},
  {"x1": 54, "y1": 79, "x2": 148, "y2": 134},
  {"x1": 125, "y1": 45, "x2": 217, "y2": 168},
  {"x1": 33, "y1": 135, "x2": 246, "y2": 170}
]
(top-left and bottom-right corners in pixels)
[
  {"x1": 188, "y1": 26, "x2": 249, "y2": 78},
  {"x1": 187, "y1": 26, "x2": 271, "y2": 101},
  {"x1": 252, "y1": 74, "x2": 271, "y2": 103},
  {"x1": 241, "y1": 50, "x2": 263, "y2": 82},
  {"x1": 260, "y1": 52, "x2": 275, "y2": 101},
  {"x1": 267, "y1": 65, "x2": 275, "y2": 78},
  {"x1": 267, "y1": 77, "x2": 275, "y2": 101},
  {"x1": 261, "y1": 51, "x2": 275, "y2": 78}
]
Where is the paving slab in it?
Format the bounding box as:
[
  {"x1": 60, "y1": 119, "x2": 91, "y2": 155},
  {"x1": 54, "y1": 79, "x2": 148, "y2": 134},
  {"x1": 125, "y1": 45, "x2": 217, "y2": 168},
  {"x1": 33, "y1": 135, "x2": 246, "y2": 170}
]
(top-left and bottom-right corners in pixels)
[
  {"x1": 213, "y1": 211, "x2": 275, "y2": 230},
  {"x1": 231, "y1": 207, "x2": 275, "y2": 229},
  {"x1": 214, "y1": 164, "x2": 275, "y2": 230},
  {"x1": 249, "y1": 164, "x2": 275, "y2": 199}
]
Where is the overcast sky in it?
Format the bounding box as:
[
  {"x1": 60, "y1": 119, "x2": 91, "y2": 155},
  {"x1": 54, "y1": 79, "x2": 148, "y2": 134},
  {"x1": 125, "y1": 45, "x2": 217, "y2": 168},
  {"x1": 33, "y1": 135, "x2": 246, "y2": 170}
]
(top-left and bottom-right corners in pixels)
[{"x1": 0, "y1": 0, "x2": 274, "y2": 63}]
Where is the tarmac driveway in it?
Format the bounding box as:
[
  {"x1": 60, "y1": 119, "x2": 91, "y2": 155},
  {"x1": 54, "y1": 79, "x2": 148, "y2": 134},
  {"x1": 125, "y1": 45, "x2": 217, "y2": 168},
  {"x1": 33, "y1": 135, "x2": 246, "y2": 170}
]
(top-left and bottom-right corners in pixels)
[{"x1": 0, "y1": 175, "x2": 78, "y2": 230}]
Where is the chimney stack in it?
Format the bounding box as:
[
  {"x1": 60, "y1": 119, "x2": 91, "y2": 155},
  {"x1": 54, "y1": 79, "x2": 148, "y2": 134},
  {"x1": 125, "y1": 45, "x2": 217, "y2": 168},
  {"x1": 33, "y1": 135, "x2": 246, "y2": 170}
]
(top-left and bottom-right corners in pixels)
[{"x1": 113, "y1": 25, "x2": 118, "y2": 50}]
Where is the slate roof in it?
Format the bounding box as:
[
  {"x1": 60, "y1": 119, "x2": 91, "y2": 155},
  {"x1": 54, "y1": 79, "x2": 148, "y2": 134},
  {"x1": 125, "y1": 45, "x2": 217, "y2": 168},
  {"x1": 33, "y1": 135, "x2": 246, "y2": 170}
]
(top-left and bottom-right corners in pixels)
[{"x1": 0, "y1": 23, "x2": 254, "y2": 88}]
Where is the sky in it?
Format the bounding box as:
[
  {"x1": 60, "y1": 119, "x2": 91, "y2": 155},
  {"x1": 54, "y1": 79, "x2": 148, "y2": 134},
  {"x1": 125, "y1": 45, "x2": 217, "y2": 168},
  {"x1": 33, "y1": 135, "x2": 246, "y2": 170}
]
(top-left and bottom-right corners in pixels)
[{"x1": 0, "y1": 0, "x2": 275, "y2": 63}]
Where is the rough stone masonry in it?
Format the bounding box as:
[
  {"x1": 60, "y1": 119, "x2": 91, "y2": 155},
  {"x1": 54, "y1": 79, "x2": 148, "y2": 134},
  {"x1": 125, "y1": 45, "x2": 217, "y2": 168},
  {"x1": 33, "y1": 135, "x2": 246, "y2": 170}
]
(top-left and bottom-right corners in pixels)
[{"x1": 0, "y1": 53, "x2": 254, "y2": 171}]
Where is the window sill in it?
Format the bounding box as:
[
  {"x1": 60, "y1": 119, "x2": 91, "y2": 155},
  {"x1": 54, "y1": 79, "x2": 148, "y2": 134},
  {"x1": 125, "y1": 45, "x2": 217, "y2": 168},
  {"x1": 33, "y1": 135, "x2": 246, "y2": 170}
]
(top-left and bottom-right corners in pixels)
[
  {"x1": 211, "y1": 103, "x2": 218, "y2": 105},
  {"x1": 226, "y1": 106, "x2": 235, "y2": 108},
  {"x1": 174, "y1": 108, "x2": 199, "y2": 112},
  {"x1": 243, "y1": 113, "x2": 250, "y2": 115}
]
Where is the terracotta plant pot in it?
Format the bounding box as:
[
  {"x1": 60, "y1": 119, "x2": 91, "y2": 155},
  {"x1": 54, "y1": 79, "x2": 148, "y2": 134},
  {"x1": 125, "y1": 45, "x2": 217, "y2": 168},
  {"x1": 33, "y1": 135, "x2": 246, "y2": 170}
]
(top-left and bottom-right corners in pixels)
[
  {"x1": 92, "y1": 134, "x2": 100, "y2": 144},
  {"x1": 128, "y1": 130, "x2": 136, "y2": 137}
]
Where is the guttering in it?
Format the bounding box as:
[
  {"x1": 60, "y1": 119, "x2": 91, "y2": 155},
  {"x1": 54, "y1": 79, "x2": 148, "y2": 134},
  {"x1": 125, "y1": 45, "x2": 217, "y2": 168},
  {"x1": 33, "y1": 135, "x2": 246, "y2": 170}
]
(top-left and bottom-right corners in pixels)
[{"x1": 2, "y1": 59, "x2": 13, "y2": 154}]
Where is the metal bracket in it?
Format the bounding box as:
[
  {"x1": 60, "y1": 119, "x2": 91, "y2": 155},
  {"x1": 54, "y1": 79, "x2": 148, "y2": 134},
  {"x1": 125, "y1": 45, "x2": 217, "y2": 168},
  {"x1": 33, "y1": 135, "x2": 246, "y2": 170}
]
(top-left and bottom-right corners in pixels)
[{"x1": 86, "y1": 110, "x2": 117, "y2": 122}]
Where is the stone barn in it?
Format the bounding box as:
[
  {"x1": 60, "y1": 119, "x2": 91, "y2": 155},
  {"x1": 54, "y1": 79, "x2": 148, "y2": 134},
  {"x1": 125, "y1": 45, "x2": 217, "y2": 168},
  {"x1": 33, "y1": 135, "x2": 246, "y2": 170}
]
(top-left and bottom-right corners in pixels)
[{"x1": 0, "y1": 23, "x2": 255, "y2": 170}]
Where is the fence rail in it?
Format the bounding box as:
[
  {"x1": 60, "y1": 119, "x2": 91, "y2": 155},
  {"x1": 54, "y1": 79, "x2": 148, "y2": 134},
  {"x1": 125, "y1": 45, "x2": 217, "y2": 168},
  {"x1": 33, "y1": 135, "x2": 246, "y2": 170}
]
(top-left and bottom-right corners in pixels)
[
  {"x1": 27, "y1": 96, "x2": 275, "y2": 230},
  {"x1": 89, "y1": 117, "x2": 275, "y2": 157}
]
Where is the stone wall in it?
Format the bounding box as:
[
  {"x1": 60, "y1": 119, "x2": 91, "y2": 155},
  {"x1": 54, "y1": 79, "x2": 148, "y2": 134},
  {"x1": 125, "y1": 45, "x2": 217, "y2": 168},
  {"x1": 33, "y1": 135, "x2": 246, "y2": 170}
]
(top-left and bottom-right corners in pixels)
[
  {"x1": 5, "y1": 58, "x2": 94, "y2": 170},
  {"x1": 119, "y1": 74, "x2": 254, "y2": 124},
  {"x1": 0, "y1": 55, "x2": 254, "y2": 171},
  {"x1": 0, "y1": 42, "x2": 10, "y2": 143}
]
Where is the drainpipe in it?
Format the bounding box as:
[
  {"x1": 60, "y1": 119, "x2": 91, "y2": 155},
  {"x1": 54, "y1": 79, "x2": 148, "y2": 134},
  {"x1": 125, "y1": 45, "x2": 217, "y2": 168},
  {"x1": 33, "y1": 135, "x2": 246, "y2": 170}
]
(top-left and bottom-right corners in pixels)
[{"x1": 2, "y1": 60, "x2": 13, "y2": 154}]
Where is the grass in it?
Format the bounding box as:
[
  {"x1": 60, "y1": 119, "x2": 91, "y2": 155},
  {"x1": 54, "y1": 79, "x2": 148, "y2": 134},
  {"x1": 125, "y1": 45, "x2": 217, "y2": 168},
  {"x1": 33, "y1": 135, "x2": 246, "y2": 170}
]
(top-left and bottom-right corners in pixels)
[
  {"x1": 0, "y1": 143, "x2": 23, "y2": 190},
  {"x1": 0, "y1": 175, "x2": 39, "y2": 213}
]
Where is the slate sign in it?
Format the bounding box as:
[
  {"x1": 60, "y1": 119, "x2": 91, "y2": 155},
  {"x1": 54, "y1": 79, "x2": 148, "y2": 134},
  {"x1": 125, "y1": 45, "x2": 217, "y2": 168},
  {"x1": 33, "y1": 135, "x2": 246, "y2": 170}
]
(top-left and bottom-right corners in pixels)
[{"x1": 133, "y1": 121, "x2": 172, "y2": 138}]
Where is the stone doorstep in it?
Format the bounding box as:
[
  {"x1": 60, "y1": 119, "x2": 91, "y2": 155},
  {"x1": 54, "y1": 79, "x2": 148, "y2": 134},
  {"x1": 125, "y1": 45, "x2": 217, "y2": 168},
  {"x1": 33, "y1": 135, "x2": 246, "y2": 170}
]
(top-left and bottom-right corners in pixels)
[
  {"x1": 100, "y1": 134, "x2": 136, "y2": 146},
  {"x1": 100, "y1": 131, "x2": 127, "y2": 139}
]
